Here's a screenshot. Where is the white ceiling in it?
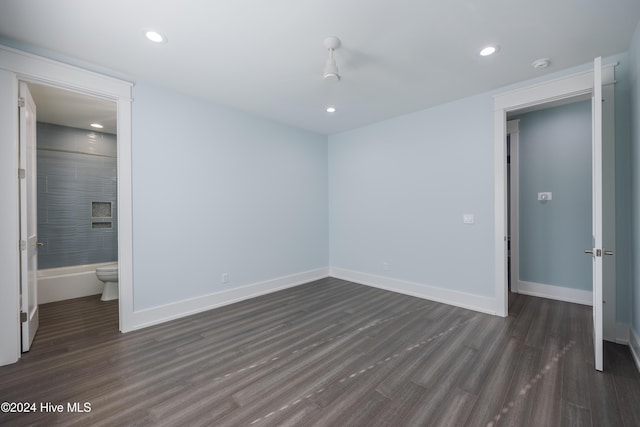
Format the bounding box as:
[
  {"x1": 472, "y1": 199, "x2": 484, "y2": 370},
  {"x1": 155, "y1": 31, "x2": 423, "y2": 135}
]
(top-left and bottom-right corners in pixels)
[
  {"x1": 27, "y1": 84, "x2": 117, "y2": 134},
  {"x1": 1, "y1": 0, "x2": 639, "y2": 135}
]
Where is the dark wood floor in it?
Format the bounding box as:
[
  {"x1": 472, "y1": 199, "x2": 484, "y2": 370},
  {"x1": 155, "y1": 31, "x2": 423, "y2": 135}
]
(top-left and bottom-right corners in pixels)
[{"x1": 1, "y1": 277, "x2": 639, "y2": 426}]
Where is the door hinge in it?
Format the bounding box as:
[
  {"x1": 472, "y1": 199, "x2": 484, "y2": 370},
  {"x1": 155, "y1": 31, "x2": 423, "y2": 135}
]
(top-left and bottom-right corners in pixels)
[
  {"x1": 18, "y1": 97, "x2": 25, "y2": 108},
  {"x1": 20, "y1": 240, "x2": 26, "y2": 251},
  {"x1": 20, "y1": 312, "x2": 27, "y2": 323},
  {"x1": 18, "y1": 168, "x2": 25, "y2": 179}
]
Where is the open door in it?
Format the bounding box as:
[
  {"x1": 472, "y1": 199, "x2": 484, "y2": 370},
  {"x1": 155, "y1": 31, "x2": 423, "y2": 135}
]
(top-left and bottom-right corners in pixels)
[
  {"x1": 19, "y1": 81, "x2": 39, "y2": 352},
  {"x1": 587, "y1": 57, "x2": 609, "y2": 372}
]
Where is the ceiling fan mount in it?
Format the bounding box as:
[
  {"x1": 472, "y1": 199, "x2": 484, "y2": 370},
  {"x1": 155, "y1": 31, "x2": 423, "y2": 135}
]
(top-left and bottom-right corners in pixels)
[{"x1": 323, "y1": 36, "x2": 341, "y2": 82}]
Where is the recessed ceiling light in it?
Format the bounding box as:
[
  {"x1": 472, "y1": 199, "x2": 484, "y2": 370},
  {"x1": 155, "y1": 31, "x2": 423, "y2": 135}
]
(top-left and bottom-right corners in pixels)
[
  {"x1": 144, "y1": 30, "x2": 167, "y2": 44},
  {"x1": 480, "y1": 46, "x2": 498, "y2": 56},
  {"x1": 326, "y1": 106, "x2": 336, "y2": 113},
  {"x1": 90, "y1": 123, "x2": 104, "y2": 129}
]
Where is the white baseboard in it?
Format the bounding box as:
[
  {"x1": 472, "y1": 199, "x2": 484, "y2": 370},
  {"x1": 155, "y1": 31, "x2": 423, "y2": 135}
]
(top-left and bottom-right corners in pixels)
[
  {"x1": 329, "y1": 267, "x2": 496, "y2": 315},
  {"x1": 630, "y1": 328, "x2": 640, "y2": 375},
  {"x1": 38, "y1": 269, "x2": 103, "y2": 304},
  {"x1": 130, "y1": 268, "x2": 330, "y2": 330},
  {"x1": 517, "y1": 281, "x2": 592, "y2": 306}
]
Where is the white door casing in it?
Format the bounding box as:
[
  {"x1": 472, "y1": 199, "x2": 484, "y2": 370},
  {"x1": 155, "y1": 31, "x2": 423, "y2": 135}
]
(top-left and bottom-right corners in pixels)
[{"x1": 19, "y1": 81, "x2": 39, "y2": 351}]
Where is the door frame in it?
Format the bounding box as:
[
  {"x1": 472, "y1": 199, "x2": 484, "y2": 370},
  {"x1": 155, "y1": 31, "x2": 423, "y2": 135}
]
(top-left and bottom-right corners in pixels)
[
  {"x1": 506, "y1": 119, "x2": 520, "y2": 295},
  {"x1": 493, "y1": 63, "x2": 616, "y2": 317},
  {"x1": 0, "y1": 45, "x2": 134, "y2": 366}
]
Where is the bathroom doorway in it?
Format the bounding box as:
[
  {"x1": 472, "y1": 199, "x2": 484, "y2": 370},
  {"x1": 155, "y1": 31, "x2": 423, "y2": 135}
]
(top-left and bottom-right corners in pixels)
[
  {"x1": 0, "y1": 46, "x2": 133, "y2": 366},
  {"x1": 23, "y1": 81, "x2": 119, "y2": 348}
]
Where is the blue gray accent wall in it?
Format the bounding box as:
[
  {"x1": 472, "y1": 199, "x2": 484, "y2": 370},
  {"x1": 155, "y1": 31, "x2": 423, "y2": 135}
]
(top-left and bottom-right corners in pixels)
[
  {"x1": 37, "y1": 122, "x2": 117, "y2": 269},
  {"x1": 513, "y1": 101, "x2": 593, "y2": 291}
]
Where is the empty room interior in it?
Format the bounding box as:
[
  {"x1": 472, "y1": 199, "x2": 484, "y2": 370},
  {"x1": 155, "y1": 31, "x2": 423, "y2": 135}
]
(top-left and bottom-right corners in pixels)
[{"x1": 2, "y1": 1, "x2": 640, "y2": 426}]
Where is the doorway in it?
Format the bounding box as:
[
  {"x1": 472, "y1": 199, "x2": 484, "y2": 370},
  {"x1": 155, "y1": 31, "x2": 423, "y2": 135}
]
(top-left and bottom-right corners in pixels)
[
  {"x1": 20, "y1": 81, "x2": 120, "y2": 351},
  {"x1": 493, "y1": 63, "x2": 616, "y2": 314},
  {"x1": 0, "y1": 45, "x2": 133, "y2": 366},
  {"x1": 28, "y1": 82, "x2": 119, "y2": 320},
  {"x1": 506, "y1": 98, "x2": 592, "y2": 304},
  {"x1": 503, "y1": 89, "x2": 617, "y2": 341}
]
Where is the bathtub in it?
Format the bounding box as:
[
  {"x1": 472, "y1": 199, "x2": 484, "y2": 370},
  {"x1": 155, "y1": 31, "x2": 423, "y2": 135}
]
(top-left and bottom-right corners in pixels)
[{"x1": 37, "y1": 262, "x2": 117, "y2": 304}]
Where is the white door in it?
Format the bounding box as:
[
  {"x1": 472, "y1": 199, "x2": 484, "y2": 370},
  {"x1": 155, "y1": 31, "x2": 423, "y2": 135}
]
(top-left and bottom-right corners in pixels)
[
  {"x1": 19, "y1": 81, "x2": 39, "y2": 352},
  {"x1": 589, "y1": 57, "x2": 605, "y2": 372}
]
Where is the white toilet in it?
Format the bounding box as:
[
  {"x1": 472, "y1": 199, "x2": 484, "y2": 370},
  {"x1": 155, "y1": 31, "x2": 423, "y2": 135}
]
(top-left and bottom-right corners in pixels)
[{"x1": 96, "y1": 263, "x2": 119, "y2": 301}]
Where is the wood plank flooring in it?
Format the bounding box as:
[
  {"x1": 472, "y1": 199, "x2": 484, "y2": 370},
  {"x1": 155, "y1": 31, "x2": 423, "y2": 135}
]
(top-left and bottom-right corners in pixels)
[{"x1": 1, "y1": 277, "x2": 639, "y2": 426}]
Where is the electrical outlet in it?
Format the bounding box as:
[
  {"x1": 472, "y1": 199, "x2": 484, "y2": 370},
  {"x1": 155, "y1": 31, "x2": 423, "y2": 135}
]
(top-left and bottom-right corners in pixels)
[
  {"x1": 221, "y1": 273, "x2": 229, "y2": 283},
  {"x1": 383, "y1": 262, "x2": 389, "y2": 271}
]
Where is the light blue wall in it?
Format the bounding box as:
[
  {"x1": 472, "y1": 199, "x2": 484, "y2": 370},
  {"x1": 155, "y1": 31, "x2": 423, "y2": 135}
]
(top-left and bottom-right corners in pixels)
[
  {"x1": 329, "y1": 93, "x2": 495, "y2": 297},
  {"x1": 629, "y1": 22, "x2": 640, "y2": 337},
  {"x1": 514, "y1": 102, "x2": 592, "y2": 291},
  {"x1": 131, "y1": 83, "x2": 328, "y2": 310},
  {"x1": 37, "y1": 123, "x2": 118, "y2": 269}
]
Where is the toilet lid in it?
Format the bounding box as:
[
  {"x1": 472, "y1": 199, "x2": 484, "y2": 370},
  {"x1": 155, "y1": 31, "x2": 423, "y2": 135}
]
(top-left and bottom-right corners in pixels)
[{"x1": 97, "y1": 264, "x2": 118, "y2": 273}]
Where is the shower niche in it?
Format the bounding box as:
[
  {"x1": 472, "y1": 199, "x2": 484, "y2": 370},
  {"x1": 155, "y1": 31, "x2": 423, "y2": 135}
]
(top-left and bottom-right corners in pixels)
[{"x1": 92, "y1": 201, "x2": 112, "y2": 229}]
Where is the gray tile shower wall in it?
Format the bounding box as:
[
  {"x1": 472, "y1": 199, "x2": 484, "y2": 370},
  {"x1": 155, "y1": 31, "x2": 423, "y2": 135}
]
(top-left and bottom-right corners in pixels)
[{"x1": 37, "y1": 123, "x2": 118, "y2": 269}]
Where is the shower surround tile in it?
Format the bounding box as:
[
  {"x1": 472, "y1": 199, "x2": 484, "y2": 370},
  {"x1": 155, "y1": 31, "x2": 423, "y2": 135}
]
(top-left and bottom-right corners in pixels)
[{"x1": 37, "y1": 123, "x2": 118, "y2": 269}]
